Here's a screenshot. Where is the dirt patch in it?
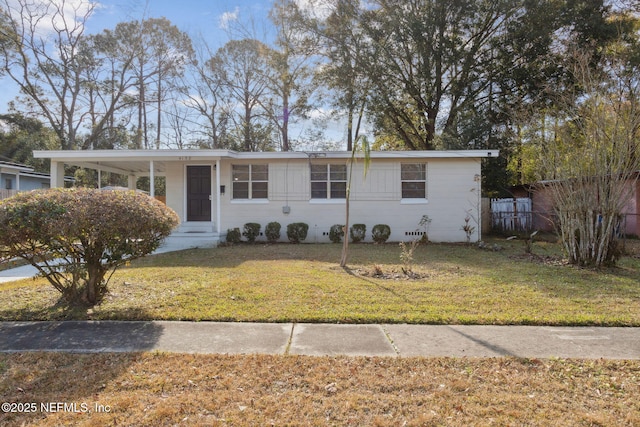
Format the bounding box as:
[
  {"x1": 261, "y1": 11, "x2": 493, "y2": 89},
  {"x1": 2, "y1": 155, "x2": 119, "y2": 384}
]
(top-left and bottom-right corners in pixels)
[{"x1": 353, "y1": 266, "x2": 431, "y2": 280}]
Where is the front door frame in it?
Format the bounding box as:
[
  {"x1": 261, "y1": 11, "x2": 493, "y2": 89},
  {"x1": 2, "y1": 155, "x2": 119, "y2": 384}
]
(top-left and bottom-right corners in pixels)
[{"x1": 185, "y1": 164, "x2": 213, "y2": 222}]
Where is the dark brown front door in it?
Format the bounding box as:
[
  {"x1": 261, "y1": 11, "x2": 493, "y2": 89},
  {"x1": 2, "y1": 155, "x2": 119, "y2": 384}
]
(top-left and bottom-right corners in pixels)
[{"x1": 187, "y1": 166, "x2": 211, "y2": 221}]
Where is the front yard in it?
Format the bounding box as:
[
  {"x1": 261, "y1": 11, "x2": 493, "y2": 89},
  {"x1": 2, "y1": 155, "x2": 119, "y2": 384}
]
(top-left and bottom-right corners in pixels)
[
  {"x1": 1, "y1": 238, "x2": 639, "y2": 325},
  {"x1": 1, "y1": 239, "x2": 639, "y2": 426},
  {"x1": 1, "y1": 353, "x2": 638, "y2": 426}
]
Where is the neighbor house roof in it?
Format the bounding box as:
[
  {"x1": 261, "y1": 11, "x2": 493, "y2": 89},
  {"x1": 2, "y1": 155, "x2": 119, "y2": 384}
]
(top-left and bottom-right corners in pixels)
[{"x1": 0, "y1": 160, "x2": 33, "y2": 173}]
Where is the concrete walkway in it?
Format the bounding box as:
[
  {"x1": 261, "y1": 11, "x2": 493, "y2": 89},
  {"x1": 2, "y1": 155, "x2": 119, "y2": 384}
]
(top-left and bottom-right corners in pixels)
[
  {"x1": 0, "y1": 240, "x2": 191, "y2": 284},
  {"x1": 1, "y1": 321, "x2": 638, "y2": 359}
]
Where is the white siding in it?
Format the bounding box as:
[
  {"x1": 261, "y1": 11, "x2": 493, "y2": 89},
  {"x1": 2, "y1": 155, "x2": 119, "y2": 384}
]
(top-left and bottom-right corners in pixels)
[
  {"x1": 215, "y1": 157, "x2": 482, "y2": 243},
  {"x1": 351, "y1": 162, "x2": 398, "y2": 201},
  {"x1": 269, "y1": 162, "x2": 309, "y2": 201}
]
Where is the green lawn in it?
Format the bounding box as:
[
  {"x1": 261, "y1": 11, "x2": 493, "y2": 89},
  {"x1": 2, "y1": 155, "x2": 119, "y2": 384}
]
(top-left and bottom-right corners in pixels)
[{"x1": 1, "y1": 239, "x2": 639, "y2": 325}]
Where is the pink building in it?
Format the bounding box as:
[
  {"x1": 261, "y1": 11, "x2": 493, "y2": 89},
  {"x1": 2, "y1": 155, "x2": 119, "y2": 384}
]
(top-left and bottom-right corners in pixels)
[{"x1": 510, "y1": 174, "x2": 640, "y2": 238}]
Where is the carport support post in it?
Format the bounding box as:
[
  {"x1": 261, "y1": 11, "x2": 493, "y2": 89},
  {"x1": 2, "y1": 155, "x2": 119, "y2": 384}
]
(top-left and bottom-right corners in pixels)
[
  {"x1": 149, "y1": 160, "x2": 155, "y2": 198},
  {"x1": 50, "y1": 161, "x2": 66, "y2": 188},
  {"x1": 128, "y1": 174, "x2": 136, "y2": 190},
  {"x1": 216, "y1": 159, "x2": 221, "y2": 234}
]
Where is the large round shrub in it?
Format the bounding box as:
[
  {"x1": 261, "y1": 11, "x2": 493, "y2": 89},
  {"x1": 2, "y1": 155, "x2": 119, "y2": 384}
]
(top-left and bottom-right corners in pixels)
[{"x1": 0, "y1": 188, "x2": 179, "y2": 306}]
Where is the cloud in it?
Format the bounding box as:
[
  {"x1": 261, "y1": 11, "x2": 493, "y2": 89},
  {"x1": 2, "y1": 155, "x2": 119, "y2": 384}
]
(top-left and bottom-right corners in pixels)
[
  {"x1": 293, "y1": 0, "x2": 332, "y2": 20},
  {"x1": 218, "y1": 7, "x2": 239, "y2": 30}
]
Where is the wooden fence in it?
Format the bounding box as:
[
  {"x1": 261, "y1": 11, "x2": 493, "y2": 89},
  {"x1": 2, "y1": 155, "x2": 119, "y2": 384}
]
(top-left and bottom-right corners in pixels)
[
  {"x1": 0, "y1": 189, "x2": 18, "y2": 200},
  {"x1": 490, "y1": 198, "x2": 533, "y2": 232}
]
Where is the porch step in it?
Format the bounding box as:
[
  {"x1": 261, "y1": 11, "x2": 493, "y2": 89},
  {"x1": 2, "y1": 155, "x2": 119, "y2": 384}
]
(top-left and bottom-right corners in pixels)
[
  {"x1": 160, "y1": 231, "x2": 220, "y2": 252},
  {"x1": 177, "y1": 222, "x2": 216, "y2": 233}
]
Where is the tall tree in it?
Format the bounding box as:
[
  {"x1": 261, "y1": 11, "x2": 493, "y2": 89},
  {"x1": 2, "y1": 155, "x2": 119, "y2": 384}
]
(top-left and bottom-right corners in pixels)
[
  {"x1": 358, "y1": 0, "x2": 516, "y2": 150},
  {"x1": 292, "y1": 0, "x2": 369, "y2": 151},
  {"x1": 0, "y1": 0, "x2": 97, "y2": 150},
  {"x1": 213, "y1": 39, "x2": 274, "y2": 152},
  {"x1": 0, "y1": 114, "x2": 57, "y2": 171},
  {"x1": 266, "y1": 0, "x2": 317, "y2": 151},
  {"x1": 182, "y1": 41, "x2": 233, "y2": 149},
  {"x1": 125, "y1": 18, "x2": 194, "y2": 149},
  {"x1": 498, "y1": 0, "x2": 637, "y2": 191},
  {"x1": 0, "y1": 0, "x2": 143, "y2": 151}
]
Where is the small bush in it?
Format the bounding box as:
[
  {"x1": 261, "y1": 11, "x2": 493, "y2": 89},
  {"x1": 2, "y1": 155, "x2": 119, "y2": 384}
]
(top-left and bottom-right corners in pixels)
[
  {"x1": 265, "y1": 222, "x2": 281, "y2": 243},
  {"x1": 329, "y1": 224, "x2": 345, "y2": 243},
  {"x1": 350, "y1": 223, "x2": 367, "y2": 243},
  {"x1": 372, "y1": 224, "x2": 391, "y2": 243},
  {"x1": 0, "y1": 188, "x2": 179, "y2": 306},
  {"x1": 226, "y1": 228, "x2": 241, "y2": 244},
  {"x1": 287, "y1": 222, "x2": 309, "y2": 243},
  {"x1": 243, "y1": 223, "x2": 261, "y2": 243}
]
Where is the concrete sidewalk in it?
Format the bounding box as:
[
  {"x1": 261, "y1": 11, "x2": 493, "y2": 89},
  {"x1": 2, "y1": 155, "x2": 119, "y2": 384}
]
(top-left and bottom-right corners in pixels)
[
  {"x1": 0, "y1": 241, "x2": 190, "y2": 284},
  {"x1": 1, "y1": 321, "x2": 638, "y2": 359}
]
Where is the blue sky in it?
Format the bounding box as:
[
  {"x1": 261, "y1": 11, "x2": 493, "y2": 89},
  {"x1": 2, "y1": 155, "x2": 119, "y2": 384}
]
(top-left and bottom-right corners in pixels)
[
  {"x1": 0, "y1": 0, "x2": 278, "y2": 117},
  {"x1": 87, "y1": 0, "x2": 276, "y2": 48},
  {"x1": 1, "y1": 0, "x2": 347, "y2": 147}
]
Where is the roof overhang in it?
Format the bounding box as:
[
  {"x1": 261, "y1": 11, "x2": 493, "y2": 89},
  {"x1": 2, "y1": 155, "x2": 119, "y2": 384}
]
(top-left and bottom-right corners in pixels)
[
  {"x1": 0, "y1": 161, "x2": 33, "y2": 174},
  {"x1": 33, "y1": 149, "x2": 500, "y2": 175}
]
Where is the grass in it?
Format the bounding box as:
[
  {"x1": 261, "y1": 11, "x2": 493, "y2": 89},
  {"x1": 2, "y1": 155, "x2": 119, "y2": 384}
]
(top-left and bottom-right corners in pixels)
[
  {"x1": 0, "y1": 238, "x2": 639, "y2": 325},
  {"x1": 1, "y1": 239, "x2": 639, "y2": 426},
  {"x1": 1, "y1": 353, "x2": 638, "y2": 426}
]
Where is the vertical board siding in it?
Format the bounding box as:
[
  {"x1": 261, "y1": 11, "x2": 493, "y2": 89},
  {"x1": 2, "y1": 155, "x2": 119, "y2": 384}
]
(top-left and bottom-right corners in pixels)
[{"x1": 491, "y1": 198, "x2": 533, "y2": 232}]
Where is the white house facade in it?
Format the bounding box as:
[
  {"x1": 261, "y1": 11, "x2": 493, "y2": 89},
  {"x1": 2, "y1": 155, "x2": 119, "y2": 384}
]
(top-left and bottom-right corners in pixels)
[{"x1": 33, "y1": 149, "x2": 498, "y2": 247}]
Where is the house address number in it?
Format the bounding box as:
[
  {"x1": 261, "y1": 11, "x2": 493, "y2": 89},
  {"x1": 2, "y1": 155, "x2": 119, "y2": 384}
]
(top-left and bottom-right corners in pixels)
[{"x1": 178, "y1": 156, "x2": 192, "y2": 161}]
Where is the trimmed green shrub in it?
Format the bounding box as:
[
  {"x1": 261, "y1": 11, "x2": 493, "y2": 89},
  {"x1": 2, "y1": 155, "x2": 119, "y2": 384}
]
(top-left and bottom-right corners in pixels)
[
  {"x1": 0, "y1": 188, "x2": 179, "y2": 306},
  {"x1": 242, "y1": 222, "x2": 261, "y2": 243},
  {"x1": 372, "y1": 224, "x2": 391, "y2": 243},
  {"x1": 329, "y1": 224, "x2": 345, "y2": 243},
  {"x1": 287, "y1": 222, "x2": 309, "y2": 243},
  {"x1": 350, "y1": 223, "x2": 367, "y2": 243},
  {"x1": 226, "y1": 228, "x2": 241, "y2": 244},
  {"x1": 265, "y1": 221, "x2": 281, "y2": 243}
]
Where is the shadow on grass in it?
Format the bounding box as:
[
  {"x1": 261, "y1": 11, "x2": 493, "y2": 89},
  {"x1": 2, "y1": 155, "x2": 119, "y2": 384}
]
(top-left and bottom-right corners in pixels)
[
  {"x1": 0, "y1": 311, "x2": 166, "y2": 424},
  {"x1": 0, "y1": 292, "x2": 160, "y2": 321},
  {"x1": 0, "y1": 295, "x2": 91, "y2": 321},
  {"x1": 139, "y1": 242, "x2": 494, "y2": 269}
]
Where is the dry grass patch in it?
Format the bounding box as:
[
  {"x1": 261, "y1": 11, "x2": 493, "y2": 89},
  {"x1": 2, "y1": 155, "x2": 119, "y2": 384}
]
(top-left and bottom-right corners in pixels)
[
  {"x1": 0, "y1": 352, "x2": 638, "y2": 426},
  {"x1": 1, "y1": 240, "x2": 639, "y2": 325}
]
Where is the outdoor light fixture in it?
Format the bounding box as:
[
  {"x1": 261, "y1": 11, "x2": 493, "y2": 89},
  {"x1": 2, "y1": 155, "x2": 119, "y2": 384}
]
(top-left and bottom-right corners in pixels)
[{"x1": 220, "y1": 185, "x2": 225, "y2": 195}]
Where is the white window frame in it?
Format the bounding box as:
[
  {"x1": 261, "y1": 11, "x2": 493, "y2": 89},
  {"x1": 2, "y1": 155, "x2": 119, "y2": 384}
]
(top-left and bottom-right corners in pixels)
[
  {"x1": 310, "y1": 164, "x2": 347, "y2": 200},
  {"x1": 232, "y1": 164, "x2": 269, "y2": 200},
  {"x1": 401, "y1": 163, "x2": 427, "y2": 200}
]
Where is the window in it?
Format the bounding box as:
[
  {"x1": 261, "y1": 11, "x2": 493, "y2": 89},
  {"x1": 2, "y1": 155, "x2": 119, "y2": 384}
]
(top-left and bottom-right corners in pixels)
[
  {"x1": 401, "y1": 164, "x2": 426, "y2": 198},
  {"x1": 5, "y1": 178, "x2": 13, "y2": 190},
  {"x1": 311, "y1": 164, "x2": 347, "y2": 199},
  {"x1": 232, "y1": 164, "x2": 268, "y2": 199}
]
